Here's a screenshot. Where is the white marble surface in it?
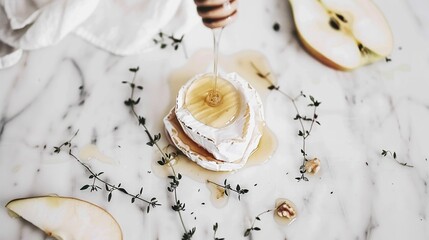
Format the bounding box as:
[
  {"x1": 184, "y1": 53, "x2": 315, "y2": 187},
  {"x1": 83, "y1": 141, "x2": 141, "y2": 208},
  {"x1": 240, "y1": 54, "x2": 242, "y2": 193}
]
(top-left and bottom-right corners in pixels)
[{"x1": 1, "y1": 0, "x2": 429, "y2": 239}]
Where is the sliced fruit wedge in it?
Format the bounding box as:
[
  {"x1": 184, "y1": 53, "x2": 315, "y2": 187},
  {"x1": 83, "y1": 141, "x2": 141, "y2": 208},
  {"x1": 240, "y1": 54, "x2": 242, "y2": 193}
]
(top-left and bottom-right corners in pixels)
[
  {"x1": 6, "y1": 196, "x2": 122, "y2": 240},
  {"x1": 290, "y1": 0, "x2": 393, "y2": 70}
]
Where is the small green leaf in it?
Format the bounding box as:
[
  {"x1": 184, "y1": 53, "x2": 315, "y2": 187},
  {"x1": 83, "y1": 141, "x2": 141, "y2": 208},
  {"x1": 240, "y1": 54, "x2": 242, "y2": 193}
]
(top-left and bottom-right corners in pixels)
[
  {"x1": 129, "y1": 67, "x2": 139, "y2": 72},
  {"x1": 118, "y1": 188, "x2": 128, "y2": 194},
  {"x1": 213, "y1": 222, "x2": 218, "y2": 231}
]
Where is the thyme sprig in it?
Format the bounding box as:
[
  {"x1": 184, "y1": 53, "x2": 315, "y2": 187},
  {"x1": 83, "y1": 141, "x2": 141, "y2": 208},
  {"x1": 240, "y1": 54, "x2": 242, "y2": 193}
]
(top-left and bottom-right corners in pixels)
[
  {"x1": 123, "y1": 67, "x2": 195, "y2": 240},
  {"x1": 213, "y1": 222, "x2": 225, "y2": 240},
  {"x1": 153, "y1": 32, "x2": 188, "y2": 58},
  {"x1": 53, "y1": 132, "x2": 160, "y2": 213},
  {"x1": 244, "y1": 209, "x2": 272, "y2": 237},
  {"x1": 381, "y1": 150, "x2": 413, "y2": 168},
  {"x1": 207, "y1": 179, "x2": 249, "y2": 201},
  {"x1": 53, "y1": 130, "x2": 79, "y2": 153},
  {"x1": 251, "y1": 62, "x2": 321, "y2": 181}
]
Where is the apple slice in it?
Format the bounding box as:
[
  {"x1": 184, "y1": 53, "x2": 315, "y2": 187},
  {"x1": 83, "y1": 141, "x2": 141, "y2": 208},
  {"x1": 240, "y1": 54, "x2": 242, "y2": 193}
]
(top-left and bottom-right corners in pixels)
[
  {"x1": 289, "y1": 0, "x2": 393, "y2": 70},
  {"x1": 6, "y1": 196, "x2": 122, "y2": 240}
]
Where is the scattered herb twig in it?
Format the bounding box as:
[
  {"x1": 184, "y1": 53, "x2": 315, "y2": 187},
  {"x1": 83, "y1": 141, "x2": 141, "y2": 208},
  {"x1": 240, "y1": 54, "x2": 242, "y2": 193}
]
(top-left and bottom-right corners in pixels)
[
  {"x1": 123, "y1": 67, "x2": 195, "y2": 239},
  {"x1": 213, "y1": 222, "x2": 224, "y2": 240},
  {"x1": 251, "y1": 62, "x2": 321, "y2": 181},
  {"x1": 381, "y1": 150, "x2": 413, "y2": 168},
  {"x1": 244, "y1": 209, "x2": 272, "y2": 237},
  {"x1": 53, "y1": 131, "x2": 160, "y2": 213},
  {"x1": 153, "y1": 32, "x2": 188, "y2": 58},
  {"x1": 207, "y1": 179, "x2": 249, "y2": 200},
  {"x1": 53, "y1": 130, "x2": 79, "y2": 154}
]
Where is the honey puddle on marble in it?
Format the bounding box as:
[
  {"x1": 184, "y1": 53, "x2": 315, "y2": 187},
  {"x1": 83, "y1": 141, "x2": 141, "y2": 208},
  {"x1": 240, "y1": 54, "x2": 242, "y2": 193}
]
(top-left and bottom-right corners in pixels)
[
  {"x1": 154, "y1": 50, "x2": 278, "y2": 207},
  {"x1": 79, "y1": 144, "x2": 117, "y2": 165}
]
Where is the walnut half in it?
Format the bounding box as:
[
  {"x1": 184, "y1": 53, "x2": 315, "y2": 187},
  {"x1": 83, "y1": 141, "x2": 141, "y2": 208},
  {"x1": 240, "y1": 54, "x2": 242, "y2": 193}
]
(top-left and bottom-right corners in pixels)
[
  {"x1": 304, "y1": 158, "x2": 321, "y2": 174},
  {"x1": 276, "y1": 201, "x2": 296, "y2": 219}
]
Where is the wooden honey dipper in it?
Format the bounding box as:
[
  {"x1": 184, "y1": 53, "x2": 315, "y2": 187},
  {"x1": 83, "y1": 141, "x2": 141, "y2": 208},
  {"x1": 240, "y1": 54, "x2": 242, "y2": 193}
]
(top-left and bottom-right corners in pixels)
[{"x1": 194, "y1": 0, "x2": 238, "y2": 29}]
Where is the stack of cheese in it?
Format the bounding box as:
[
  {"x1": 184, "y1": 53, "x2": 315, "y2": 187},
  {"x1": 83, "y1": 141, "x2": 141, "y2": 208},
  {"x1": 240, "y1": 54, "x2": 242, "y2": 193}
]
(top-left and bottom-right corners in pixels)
[{"x1": 164, "y1": 73, "x2": 264, "y2": 171}]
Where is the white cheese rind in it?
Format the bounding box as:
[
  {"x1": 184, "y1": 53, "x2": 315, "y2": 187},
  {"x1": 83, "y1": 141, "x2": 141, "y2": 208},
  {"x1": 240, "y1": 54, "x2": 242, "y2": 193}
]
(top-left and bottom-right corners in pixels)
[
  {"x1": 164, "y1": 108, "x2": 265, "y2": 171},
  {"x1": 164, "y1": 108, "x2": 247, "y2": 171},
  {"x1": 174, "y1": 72, "x2": 264, "y2": 165}
]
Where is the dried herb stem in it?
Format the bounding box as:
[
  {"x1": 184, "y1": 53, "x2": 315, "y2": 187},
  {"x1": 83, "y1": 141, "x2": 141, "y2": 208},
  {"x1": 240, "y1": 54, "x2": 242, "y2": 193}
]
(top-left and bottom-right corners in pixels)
[
  {"x1": 124, "y1": 67, "x2": 194, "y2": 239},
  {"x1": 53, "y1": 132, "x2": 159, "y2": 212},
  {"x1": 381, "y1": 150, "x2": 413, "y2": 168},
  {"x1": 53, "y1": 130, "x2": 79, "y2": 154},
  {"x1": 207, "y1": 179, "x2": 249, "y2": 200},
  {"x1": 244, "y1": 209, "x2": 272, "y2": 237},
  {"x1": 250, "y1": 62, "x2": 321, "y2": 181},
  {"x1": 153, "y1": 32, "x2": 188, "y2": 58},
  {"x1": 213, "y1": 222, "x2": 224, "y2": 240}
]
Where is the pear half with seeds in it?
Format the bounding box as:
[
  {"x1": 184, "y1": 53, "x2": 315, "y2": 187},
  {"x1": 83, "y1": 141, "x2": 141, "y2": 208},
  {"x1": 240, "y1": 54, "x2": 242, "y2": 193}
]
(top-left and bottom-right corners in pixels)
[
  {"x1": 289, "y1": 0, "x2": 393, "y2": 70},
  {"x1": 6, "y1": 196, "x2": 122, "y2": 240}
]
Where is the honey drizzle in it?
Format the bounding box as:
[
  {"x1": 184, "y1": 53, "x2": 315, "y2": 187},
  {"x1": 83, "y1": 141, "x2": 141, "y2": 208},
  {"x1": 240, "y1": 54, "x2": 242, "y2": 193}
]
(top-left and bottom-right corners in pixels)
[
  {"x1": 185, "y1": 75, "x2": 241, "y2": 128},
  {"x1": 205, "y1": 28, "x2": 224, "y2": 107}
]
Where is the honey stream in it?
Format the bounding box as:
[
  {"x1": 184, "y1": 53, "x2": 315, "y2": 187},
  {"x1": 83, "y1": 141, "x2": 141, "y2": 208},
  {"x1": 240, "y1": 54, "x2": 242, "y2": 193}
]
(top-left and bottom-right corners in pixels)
[{"x1": 205, "y1": 28, "x2": 224, "y2": 107}]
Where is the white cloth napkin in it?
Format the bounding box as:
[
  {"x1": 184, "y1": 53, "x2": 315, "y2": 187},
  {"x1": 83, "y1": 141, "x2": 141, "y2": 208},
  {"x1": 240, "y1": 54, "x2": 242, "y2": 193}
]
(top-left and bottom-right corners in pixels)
[{"x1": 0, "y1": 0, "x2": 199, "y2": 68}]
